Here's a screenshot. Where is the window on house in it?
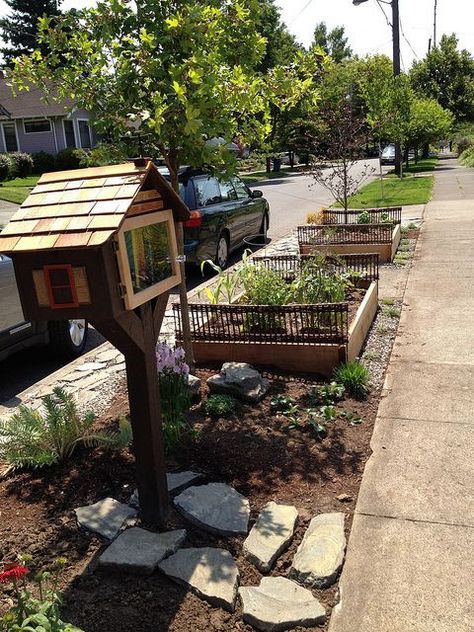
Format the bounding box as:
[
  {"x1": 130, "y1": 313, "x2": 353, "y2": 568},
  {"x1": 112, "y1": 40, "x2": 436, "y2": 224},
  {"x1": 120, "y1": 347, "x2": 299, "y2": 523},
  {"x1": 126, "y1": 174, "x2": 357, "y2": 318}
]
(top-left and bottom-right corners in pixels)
[
  {"x1": 24, "y1": 119, "x2": 51, "y2": 133},
  {"x1": 2, "y1": 122, "x2": 18, "y2": 152},
  {"x1": 63, "y1": 120, "x2": 76, "y2": 148},
  {"x1": 78, "y1": 120, "x2": 92, "y2": 149}
]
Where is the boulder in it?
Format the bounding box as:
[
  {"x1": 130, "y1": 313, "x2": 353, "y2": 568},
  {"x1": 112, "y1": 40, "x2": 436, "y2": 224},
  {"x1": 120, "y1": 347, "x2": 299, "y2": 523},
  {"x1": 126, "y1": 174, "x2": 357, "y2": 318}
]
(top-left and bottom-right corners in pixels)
[
  {"x1": 243, "y1": 502, "x2": 298, "y2": 572},
  {"x1": 207, "y1": 362, "x2": 269, "y2": 403}
]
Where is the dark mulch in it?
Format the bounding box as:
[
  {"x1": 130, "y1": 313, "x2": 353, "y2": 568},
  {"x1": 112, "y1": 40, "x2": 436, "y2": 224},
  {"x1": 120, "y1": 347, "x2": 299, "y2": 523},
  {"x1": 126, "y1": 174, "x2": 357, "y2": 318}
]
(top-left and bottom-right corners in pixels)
[{"x1": 0, "y1": 368, "x2": 380, "y2": 632}]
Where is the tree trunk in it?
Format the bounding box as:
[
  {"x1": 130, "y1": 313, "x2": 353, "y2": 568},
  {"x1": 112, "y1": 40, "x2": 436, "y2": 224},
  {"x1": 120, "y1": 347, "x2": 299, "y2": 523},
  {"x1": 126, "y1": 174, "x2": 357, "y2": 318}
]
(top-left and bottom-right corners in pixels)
[
  {"x1": 266, "y1": 156, "x2": 272, "y2": 173},
  {"x1": 422, "y1": 143, "x2": 429, "y2": 159},
  {"x1": 289, "y1": 150, "x2": 294, "y2": 168},
  {"x1": 405, "y1": 147, "x2": 409, "y2": 171},
  {"x1": 414, "y1": 147, "x2": 419, "y2": 164},
  {"x1": 166, "y1": 152, "x2": 195, "y2": 371}
]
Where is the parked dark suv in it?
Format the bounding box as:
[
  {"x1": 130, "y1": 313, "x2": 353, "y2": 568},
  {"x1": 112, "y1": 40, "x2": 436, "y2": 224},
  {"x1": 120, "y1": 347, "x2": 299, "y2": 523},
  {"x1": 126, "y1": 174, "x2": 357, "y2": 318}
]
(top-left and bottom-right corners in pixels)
[
  {"x1": 0, "y1": 253, "x2": 88, "y2": 362},
  {"x1": 160, "y1": 168, "x2": 270, "y2": 268}
]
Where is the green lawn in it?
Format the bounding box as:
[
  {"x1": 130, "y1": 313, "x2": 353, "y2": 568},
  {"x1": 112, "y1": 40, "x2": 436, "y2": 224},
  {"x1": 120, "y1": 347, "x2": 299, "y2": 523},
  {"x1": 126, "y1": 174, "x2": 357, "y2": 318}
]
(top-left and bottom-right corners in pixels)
[
  {"x1": 344, "y1": 175, "x2": 434, "y2": 208},
  {"x1": 385, "y1": 157, "x2": 438, "y2": 178},
  {"x1": 0, "y1": 175, "x2": 40, "y2": 204}
]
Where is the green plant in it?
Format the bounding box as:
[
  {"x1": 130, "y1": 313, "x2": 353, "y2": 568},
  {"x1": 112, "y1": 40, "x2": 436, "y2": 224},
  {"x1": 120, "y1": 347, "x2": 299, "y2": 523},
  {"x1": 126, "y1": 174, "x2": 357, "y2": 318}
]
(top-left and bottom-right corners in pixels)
[
  {"x1": 55, "y1": 148, "x2": 83, "y2": 171},
  {"x1": 333, "y1": 361, "x2": 370, "y2": 399},
  {"x1": 306, "y1": 409, "x2": 327, "y2": 438},
  {"x1": 407, "y1": 222, "x2": 418, "y2": 229},
  {"x1": 384, "y1": 306, "x2": 401, "y2": 318},
  {"x1": 356, "y1": 210, "x2": 371, "y2": 224},
  {"x1": 381, "y1": 298, "x2": 395, "y2": 306},
  {"x1": 340, "y1": 409, "x2": 363, "y2": 425},
  {"x1": 380, "y1": 212, "x2": 393, "y2": 224},
  {"x1": 200, "y1": 259, "x2": 241, "y2": 304},
  {"x1": 32, "y1": 151, "x2": 56, "y2": 174},
  {"x1": 0, "y1": 153, "x2": 13, "y2": 181},
  {"x1": 0, "y1": 557, "x2": 83, "y2": 632},
  {"x1": 318, "y1": 404, "x2": 338, "y2": 421},
  {"x1": 271, "y1": 395, "x2": 300, "y2": 426},
  {"x1": 308, "y1": 381, "x2": 345, "y2": 406},
  {"x1": 242, "y1": 265, "x2": 291, "y2": 306},
  {"x1": 0, "y1": 387, "x2": 129, "y2": 474},
  {"x1": 363, "y1": 351, "x2": 380, "y2": 362},
  {"x1": 10, "y1": 152, "x2": 33, "y2": 178},
  {"x1": 79, "y1": 142, "x2": 129, "y2": 167},
  {"x1": 291, "y1": 255, "x2": 351, "y2": 304},
  {"x1": 203, "y1": 394, "x2": 239, "y2": 418},
  {"x1": 376, "y1": 324, "x2": 388, "y2": 335}
]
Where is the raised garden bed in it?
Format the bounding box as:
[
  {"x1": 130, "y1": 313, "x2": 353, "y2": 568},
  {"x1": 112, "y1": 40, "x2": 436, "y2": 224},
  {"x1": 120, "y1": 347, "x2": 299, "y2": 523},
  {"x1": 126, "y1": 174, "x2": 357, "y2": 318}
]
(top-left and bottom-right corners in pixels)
[
  {"x1": 174, "y1": 254, "x2": 379, "y2": 376},
  {"x1": 320, "y1": 206, "x2": 402, "y2": 225},
  {"x1": 297, "y1": 223, "x2": 401, "y2": 263}
]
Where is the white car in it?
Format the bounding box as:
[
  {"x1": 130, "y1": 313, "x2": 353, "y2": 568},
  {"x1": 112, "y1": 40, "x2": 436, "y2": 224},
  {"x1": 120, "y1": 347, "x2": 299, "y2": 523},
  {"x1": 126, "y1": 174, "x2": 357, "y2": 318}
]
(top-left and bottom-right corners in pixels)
[{"x1": 380, "y1": 144, "x2": 396, "y2": 165}]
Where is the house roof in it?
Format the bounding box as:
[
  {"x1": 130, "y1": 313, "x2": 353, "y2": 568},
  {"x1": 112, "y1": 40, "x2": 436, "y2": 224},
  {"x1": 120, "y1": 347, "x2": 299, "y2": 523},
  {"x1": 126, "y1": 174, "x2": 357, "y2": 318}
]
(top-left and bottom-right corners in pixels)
[
  {"x1": 0, "y1": 73, "x2": 73, "y2": 119},
  {"x1": 0, "y1": 161, "x2": 190, "y2": 253}
]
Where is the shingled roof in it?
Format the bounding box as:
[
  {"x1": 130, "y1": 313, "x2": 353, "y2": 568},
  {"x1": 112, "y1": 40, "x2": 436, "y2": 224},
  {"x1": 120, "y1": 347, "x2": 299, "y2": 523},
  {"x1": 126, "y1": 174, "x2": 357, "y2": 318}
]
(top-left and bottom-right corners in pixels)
[
  {"x1": 0, "y1": 161, "x2": 189, "y2": 254},
  {"x1": 0, "y1": 73, "x2": 73, "y2": 119}
]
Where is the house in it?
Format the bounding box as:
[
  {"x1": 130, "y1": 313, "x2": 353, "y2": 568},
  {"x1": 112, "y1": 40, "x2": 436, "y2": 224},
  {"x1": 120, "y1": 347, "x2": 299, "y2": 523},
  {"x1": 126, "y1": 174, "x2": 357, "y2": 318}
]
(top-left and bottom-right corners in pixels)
[{"x1": 0, "y1": 73, "x2": 96, "y2": 155}]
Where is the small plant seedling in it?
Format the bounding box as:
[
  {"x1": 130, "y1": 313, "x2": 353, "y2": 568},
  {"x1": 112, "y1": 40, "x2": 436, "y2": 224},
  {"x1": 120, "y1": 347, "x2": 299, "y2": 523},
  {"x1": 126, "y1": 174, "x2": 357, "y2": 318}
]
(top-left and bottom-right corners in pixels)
[
  {"x1": 308, "y1": 381, "x2": 345, "y2": 406},
  {"x1": 318, "y1": 405, "x2": 338, "y2": 421},
  {"x1": 203, "y1": 394, "x2": 239, "y2": 418},
  {"x1": 381, "y1": 298, "x2": 395, "y2": 306},
  {"x1": 307, "y1": 410, "x2": 327, "y2": 438},
  {"x1": 341, "y1": 409, "x2": 363, "y2": 425},
  {"x1": 271, "y1": 395, "x2": 301, "y2": 426},
  {"x1": 384, "y1": 306, "x2": 401, "y2": 318},
  {"x1": 363, "y1": 351, "x2": 380, "y2": 362},
  {"x1": 408, "y1": 222, "x2": 417, "y2": 229},
  {"x1": 376, "y1": 324, "x2": 388, "y2": 335},
  {"x1": 333, "y1": 360, "x2": 370, "y2": 399}
]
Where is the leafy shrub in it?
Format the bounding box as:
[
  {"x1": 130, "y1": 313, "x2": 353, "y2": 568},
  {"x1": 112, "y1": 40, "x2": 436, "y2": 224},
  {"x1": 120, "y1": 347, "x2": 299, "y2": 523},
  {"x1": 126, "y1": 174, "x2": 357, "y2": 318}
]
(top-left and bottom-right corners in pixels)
[
  {"x1": 456, "y1": 137, "x2": 473, "y2": 155},
  {"x1": 0, "y1": 556, "x2": 84, "y2": 632},
  {"x1": 291, "y1": 255, "x2": 350, "y2": 304},
  {"x1": 203, "y1": 394, "x2": 239, "y2": 418},
  {"x1": 0, "y1": 153, "x2": 13, "y2": 181},
  {"x1": 0, "y1": 387, "x2": 130, "y2": 473},
  {"x1": 79, "y1": 142, "x2": 129, "y2": 167},
  {"x1": 356, "y1": 210, "x2": 371, "y2": 224},
  {"x1": 306, "y1": 209, "x2": 325, "y2": 224},
  {"x1": 460, "y1": 145, "x2": 474, "y2": 167},
  {"x1": 10, "y1": 152, "x2": 33, "y2": 177},
  {"x1": 242, "y1": 265, "x2": 291, "y2": 305},
  {"x1": 308, "y1": 381, "x2": 345, "y2": 406},
  {"x1": 55, "y1": 147, "x2": 83, "y2": 171},
  {"x1": 32, "y1": 151, "x2": 55, "y2": 174},
  {"x1": 333, "y1": 361, "x2": 370, "y2": 399},
  {"x1": 156, "y1": 342, "x2": 191, "y2": 454}
]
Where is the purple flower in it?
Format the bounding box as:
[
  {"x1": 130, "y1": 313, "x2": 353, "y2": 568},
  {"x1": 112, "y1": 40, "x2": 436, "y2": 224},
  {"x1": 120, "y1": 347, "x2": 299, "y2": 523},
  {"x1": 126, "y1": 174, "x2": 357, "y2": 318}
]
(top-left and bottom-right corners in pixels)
[{"x1": 156, "y1": 342, "x2": 189, "y2": 377}]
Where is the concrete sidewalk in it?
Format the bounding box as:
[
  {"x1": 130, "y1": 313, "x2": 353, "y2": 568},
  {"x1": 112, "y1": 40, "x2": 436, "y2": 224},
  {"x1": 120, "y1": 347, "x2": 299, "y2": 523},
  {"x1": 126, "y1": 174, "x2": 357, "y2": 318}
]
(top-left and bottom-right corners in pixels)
[{"x1": 329, "y1": 156, "x2": 474, "y2": 632}]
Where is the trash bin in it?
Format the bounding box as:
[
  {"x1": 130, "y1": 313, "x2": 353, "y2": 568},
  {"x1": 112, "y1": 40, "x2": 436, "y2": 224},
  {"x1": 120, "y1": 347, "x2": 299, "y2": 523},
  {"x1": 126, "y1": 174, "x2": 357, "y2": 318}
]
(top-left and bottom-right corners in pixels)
[{"x1": 272, "y1": 157, "x2": 281, "y2": 172}]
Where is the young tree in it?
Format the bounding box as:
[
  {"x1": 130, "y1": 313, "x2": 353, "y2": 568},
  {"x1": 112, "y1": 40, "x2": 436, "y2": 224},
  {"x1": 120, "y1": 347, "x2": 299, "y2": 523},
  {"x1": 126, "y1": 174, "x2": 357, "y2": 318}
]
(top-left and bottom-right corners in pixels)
[
  {"x1": 405, "y1": 98, "x2": 453, "y2": 163},
  {"x1": 313, "y1": 22, "x2": 352, "y2": 63},
  {"x1": 0, "y1": 0, "x2": 62, "y2": 66},
  {"x1": 10, "y1": 0, "x2": 321, "y2": 363},
  {"x1": 309, "y1": 101, "x2": 374, "y2": 218},
  {"x1": 410, "y1": 34, "x2": 474, "y2": 122}
]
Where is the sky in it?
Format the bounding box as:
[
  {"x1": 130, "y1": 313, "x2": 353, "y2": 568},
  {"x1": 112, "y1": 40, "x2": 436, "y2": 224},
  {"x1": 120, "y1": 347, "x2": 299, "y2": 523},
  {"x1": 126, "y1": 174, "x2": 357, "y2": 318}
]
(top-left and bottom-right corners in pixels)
[{"x1": 0, "y1": 0, "x2": 473, "y2": 70}]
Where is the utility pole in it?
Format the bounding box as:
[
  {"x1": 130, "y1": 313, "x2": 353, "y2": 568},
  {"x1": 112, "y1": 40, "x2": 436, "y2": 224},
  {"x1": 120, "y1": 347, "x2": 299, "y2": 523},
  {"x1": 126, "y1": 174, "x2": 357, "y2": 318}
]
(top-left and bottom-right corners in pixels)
[
  {"x1": 391, "y1": 0, "x2": 402, "y2": 176},
  {"x1": 433, "y1": 0, "x2": 438, "y2": 48}
]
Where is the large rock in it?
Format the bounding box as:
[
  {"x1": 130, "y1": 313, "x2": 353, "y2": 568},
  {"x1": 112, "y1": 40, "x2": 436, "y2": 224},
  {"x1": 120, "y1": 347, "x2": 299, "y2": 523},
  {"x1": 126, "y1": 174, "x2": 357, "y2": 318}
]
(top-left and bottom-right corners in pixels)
[
  {"x1": 129, "y1": 471, "x2": 203, "y2": 507},
  {"x1": 159, "y1": 547, "x2": 239, "y2": 612},
  {"x1": 174, "y1": 482, "x2": 250, "y2": 536},
  {"x1": 74, "y1": 497, "x2": 137, "y2": 540},
  {"x1": 289, "y1": 512, "x2": 346, "y2": 588},
  {"x1": 207, "y1": 362, "x2": 269, "y2": 403},
  {"x1": 187, "y1": 374, "x2": 202, "y2": 398},
  {"x1": 97, "y1": 527, "x2": 186, "y2": 575},
  {"x1": 239, "y1": 577, "x2": 325, "y2": 632},
  {"x1": 243, "y1": 502, "x2": 298, "y2": 572}
]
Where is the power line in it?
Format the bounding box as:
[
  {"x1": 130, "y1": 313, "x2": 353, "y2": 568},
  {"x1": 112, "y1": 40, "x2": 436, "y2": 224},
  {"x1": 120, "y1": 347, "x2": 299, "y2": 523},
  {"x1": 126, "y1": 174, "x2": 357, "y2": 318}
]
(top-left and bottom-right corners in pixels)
[
  {"x1": 399, "y1": 17, "x2": 419, "y2": 61},
  {"x1": 288, "y1": 0, "x2": 315, "y2": 26},
  {"x1": 375, "y1": 0, "x2": 392, "y2": 27}
]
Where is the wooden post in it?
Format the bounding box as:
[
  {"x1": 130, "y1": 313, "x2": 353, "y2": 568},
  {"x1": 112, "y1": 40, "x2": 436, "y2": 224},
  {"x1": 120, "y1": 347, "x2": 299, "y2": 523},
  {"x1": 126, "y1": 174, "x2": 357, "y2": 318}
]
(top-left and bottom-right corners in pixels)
[{"x1": 92, "y1": 295, "x2": 171, "y2": 525}]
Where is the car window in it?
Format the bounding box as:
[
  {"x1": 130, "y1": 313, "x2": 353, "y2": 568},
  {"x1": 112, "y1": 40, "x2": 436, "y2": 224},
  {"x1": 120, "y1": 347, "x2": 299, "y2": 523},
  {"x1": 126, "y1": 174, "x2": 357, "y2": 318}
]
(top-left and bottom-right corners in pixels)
[
  {"x1": 231, "y1": 176, "x2": 251, "y2": 200},
  {"x1": 219, "y1": 179, "x2": 237, "y2": 201},
  {"x1": 194, "y1": 177, "x2": 222, "y2": 207}
]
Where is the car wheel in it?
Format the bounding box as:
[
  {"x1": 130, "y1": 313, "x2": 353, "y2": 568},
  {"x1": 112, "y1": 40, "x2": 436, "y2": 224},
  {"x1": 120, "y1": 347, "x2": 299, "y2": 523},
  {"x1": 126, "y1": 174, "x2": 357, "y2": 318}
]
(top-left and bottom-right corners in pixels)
[
  {"x1": 48, "y1": 319, "x2": 88, "y2": 359},
  {"x1": 259, "y1": 213, "x2": 269, "y2": 243},
  {"x1": 215, "y1": 233, "x2": 229, "y2": 269}
]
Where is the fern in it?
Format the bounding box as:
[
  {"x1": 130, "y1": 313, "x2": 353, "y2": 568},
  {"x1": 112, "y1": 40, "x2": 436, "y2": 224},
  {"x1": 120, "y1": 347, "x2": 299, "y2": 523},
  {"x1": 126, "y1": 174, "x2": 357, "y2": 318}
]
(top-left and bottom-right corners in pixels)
[{"x1": 0, "y1": 388, "x2": 131, "y2": 474}]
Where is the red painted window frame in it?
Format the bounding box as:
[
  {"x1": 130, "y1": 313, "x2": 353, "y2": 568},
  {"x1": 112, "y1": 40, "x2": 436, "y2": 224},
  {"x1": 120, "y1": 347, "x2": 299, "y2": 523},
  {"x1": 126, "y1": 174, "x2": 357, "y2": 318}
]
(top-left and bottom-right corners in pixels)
[{"x1": 43, "y1": 264, "x2": 79, "y2": 309}]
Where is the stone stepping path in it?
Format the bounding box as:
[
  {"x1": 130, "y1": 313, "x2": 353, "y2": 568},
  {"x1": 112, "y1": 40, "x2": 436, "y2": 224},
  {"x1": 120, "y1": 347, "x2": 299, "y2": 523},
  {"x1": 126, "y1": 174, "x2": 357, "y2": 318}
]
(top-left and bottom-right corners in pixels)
[
  {"x1": 97, "y1": 527, "x2": 186, "y2": 575},
  {"x1": 159, "y1": 547, "x2": 239, "y2": 612},
  {"x1": 174, "y1": 483, "x2": 250, "y2": 536},
  {"x1": 239, "y1": 577, "x2": 326, "y2": 632},
  {"x1": 289, "y1": 512, "x2": 346, "y2": 588},
  {"x1": 74, "y1": 497, "x2": 137, "y2": 540},
  {"x1": 243, "y1": 502, "x2": 298, "y2": 572},
  {"x1": 129, "y1": 470, "x2": 203, "y2": 507}
]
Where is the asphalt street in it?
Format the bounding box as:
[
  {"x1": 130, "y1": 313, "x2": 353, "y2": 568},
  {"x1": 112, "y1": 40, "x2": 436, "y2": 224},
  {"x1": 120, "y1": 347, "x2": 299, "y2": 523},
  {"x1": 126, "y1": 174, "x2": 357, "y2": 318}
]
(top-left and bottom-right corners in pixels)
[{"x1": 0, "y1": 158, "x2": 385, "y2": 403}]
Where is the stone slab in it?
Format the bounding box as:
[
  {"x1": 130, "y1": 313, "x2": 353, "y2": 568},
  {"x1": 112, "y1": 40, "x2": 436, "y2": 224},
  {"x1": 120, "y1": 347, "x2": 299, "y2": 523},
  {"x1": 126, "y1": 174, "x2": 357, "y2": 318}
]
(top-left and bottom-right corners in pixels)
[
  {"x1": 290, "y1": 513, "x2": 346, "y2": 588},
  {"x1": 97, "y1": 527, "x2": 186, "y2": 575},
  {"x1": 239, "y1": 577, "x2": 325, "y2": 632},
  {"x1": 159, "y1": 547, "x2": 239, "y2": 612},
  {"x1": 174, "y1": 483, "x2": 250, "y2": 536},
  {"x1": 329, "y1": 514, "x2": 474, "y2": 632},
  {"x1": 129, "y1": 471, "x2": 204, "y2": 507},
  {"x1": 243, "y1": 502, "x2": 298, "y2": 572},
  {"x1": 75, "y1": 497, "x2": 137, "y2": 540},
  {"x1": 380, "y1": 360, "x2": 474, "y2": 424},
  {"x1": 357, "y1": 417, "x2": 474, "y2": 526}
]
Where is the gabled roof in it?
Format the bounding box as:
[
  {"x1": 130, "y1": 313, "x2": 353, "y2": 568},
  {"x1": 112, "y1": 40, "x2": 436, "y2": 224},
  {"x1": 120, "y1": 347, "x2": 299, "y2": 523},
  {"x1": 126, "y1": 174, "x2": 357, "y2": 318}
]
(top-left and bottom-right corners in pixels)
[
  {"x1": 0, "y1": 73, "x2": 73, "y2": 119},
  {"x1": 0, "y1": 161, "x2": 190, "y2": 253}
]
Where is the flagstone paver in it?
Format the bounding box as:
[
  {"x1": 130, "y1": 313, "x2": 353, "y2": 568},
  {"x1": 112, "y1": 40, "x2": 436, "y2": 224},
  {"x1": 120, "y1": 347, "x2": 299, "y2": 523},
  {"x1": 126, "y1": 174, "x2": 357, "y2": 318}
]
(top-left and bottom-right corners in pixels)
[
  {"x1": 159, "y1": 547, "x2": 239, "y2": 612},
  {"x1": 174, "y1": 483, "x2": 250, "y2": 536},
  {"x1": 74, "y1": 497, "x2": 137, "y2": 540},
  {"x1": 243, "y1": 502, "x2": 298, "y2": 572},
  {"x1": 290, "y1": 513, "x2": 346, "y2": 588},
  {"x1": 129, "y1": 471, "x2": 204, "y2": 507},
  {"x1": 97, "y1": 527, "x2": 186, "y2": 575},
  {"x1": 239, "y1": 577, "x2": 326, "y2": 632}
]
